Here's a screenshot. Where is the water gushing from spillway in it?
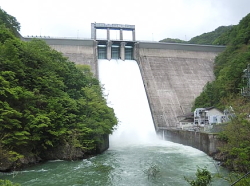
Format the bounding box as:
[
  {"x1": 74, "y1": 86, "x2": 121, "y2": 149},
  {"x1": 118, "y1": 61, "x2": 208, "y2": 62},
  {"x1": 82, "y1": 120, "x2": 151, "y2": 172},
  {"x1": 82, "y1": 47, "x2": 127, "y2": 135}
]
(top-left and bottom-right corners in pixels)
[{"x1": 98, "y1": 59, "x2": 158, "y2": 148}]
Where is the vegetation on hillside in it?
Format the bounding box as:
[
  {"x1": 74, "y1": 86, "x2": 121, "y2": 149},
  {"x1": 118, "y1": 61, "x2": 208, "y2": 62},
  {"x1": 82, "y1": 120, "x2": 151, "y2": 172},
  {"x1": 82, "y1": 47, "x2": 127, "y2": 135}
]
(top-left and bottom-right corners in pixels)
[
  {"x1": 192, "y1": 13, "x2": 250, "y2": 173},
  {"x1": 0, "y1": 8, "x2": 118, "y2": 169},
  {"x1": 159, "y1": 38, "x2": 187, "y2": 43},
  {"x1": 189, "y1": 26, "x2": 233, "y2": 45},
  {"x1": 185, "y1": 166, "x2": 250, "y2": 186},
  {"x1": 161, "y1": 13, "x2": 250, "y2": 174},
  {"x1": 192, "y1": 13, "x2": 250, "y2": 110},
  {"x1": 159, "y1": 26, "x2": 233, "y2": 45},
  {"x1": 0, "y1": 8, "x2": 20, "y2": 37}
]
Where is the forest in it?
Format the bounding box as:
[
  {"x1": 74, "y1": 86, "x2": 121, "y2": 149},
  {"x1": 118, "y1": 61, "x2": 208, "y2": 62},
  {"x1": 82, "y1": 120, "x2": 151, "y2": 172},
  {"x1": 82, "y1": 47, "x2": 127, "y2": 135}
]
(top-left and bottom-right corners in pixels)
[
  {"x1": 193, "y1": 14, "x2": 250, "y2": 176},
  {"x1": 0, "y1": 7, "x2": 118, "y2": 172},
  {"x1": 159, "y1": 26, "x2": 233, "y2": 45},
  {"x1": 161, "y1": 14, "x2": 250, "y2": 175}
]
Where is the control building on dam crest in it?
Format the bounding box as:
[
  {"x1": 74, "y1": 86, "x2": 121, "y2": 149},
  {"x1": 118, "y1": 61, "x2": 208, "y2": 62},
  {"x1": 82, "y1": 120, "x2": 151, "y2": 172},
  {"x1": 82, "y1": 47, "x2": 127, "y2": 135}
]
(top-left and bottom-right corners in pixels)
[{"x1": 23, "y1": 23, "x2": 225, "y2": 131}]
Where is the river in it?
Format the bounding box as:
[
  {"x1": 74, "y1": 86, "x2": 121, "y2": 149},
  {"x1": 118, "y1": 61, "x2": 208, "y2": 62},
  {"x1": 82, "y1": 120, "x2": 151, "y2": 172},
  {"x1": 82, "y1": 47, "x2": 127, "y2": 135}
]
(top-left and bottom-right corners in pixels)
[{"x1": 0, "y1": 59, "x2": 229, "y2": 185}]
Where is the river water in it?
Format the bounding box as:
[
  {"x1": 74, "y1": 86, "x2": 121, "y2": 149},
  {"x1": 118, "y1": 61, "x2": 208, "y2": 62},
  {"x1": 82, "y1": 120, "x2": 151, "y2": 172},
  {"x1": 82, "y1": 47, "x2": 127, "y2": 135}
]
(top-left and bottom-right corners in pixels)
[{"x1": 0, "y1": 60, "x2": 229, "y2": 185}]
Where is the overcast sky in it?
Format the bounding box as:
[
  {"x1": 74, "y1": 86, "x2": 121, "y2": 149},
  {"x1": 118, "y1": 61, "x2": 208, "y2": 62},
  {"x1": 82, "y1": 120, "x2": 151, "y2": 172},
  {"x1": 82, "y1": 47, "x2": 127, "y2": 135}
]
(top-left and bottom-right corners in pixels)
[{"x1": 1, "y1": 0, "x2": 250, "y2": 41}]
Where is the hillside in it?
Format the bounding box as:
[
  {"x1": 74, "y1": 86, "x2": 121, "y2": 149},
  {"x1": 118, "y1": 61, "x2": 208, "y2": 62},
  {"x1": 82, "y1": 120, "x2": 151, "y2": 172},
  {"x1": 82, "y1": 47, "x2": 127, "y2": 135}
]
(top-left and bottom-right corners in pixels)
[
  {"x1": 160, "y1": 25, "x2": 233, "y2": 45},
  {"x1": 159, "y1": 38, "x2": 187, "y2": 43},
  {"x1": 193, "y1": 13, "x2": 250, "y2": 109},
  {"x1": 0, "y1": 8, "x2": 118, "y2": 171},
  {"x1": 193, "y1": 13, "x2": 250, "y2": 173},
  {"x1": 189, "y1": 26, "x2": 233, "y2": 45},
  {"x1": 161, "y1": 13, "x2": 250, "y2": 173}
]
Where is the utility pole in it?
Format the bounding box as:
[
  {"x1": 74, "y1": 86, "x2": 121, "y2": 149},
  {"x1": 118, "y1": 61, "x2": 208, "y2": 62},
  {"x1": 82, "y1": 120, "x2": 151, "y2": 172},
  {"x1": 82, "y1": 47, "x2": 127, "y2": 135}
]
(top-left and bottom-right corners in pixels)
[{"x1": 241, "y1": 64, "x2": 250, "y2": 97}]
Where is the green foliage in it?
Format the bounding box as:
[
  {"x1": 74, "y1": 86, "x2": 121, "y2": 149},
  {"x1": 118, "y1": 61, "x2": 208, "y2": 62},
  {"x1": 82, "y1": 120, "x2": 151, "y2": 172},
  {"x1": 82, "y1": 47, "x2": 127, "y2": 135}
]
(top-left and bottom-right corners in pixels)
[
  {"x1": 0, "y1": 179, "x2": 20, "y2": 186},
  {"x1": 185, "y1": 167, "x2": 212, "y2": 186},
  {"x1": 0, "y1": 8, "x2": 20, "y2": 37},
  {"x1": 193, "y1": 13, "x2": 250, "y2": 110},
  {"x1": 217, "y1": 171, "x2": 250, "y2": 186},
  {"x1": 159, "y1": 38, "x2": 187, "y2": 43},
  {"x1": 159, "y1": 26, "x2": 232, "y2": 45},
  {"x1": 192, "y1": 14, "x2": 250, "y2": 173},
  {"x1": 218, "y1": 98, "x2": 250, "y2": 173},
  {"x1": 186, "y1": 167, "x2": 250, "y2": 186},
  {"x1": 0, "y1": 14, "x2": 118, "y2": 169},
  {"x1": 192, "y1": 82, "x2": 221, "y2": 110},
  {"x1": 189, "y1": 26, "x2": 233, "y2": 45}
]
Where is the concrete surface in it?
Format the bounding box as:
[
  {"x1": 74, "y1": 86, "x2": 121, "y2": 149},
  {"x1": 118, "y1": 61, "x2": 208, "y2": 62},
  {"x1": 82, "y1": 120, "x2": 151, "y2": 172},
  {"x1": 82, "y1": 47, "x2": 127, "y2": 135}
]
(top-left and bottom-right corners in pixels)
[
  {"x1": 135, "y1": 45, "x2": 223, "y2": 129},
  {"x1": 23, "y1": 38, "x2": 98, "y2": 77}
]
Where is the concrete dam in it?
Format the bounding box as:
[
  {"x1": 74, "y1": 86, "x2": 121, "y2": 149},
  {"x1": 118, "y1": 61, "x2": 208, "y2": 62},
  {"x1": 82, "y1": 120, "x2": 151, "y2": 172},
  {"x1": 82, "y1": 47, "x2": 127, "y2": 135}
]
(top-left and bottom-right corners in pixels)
[{"x1": 23, "y1": 23, "x2": 225, "y2": 131}]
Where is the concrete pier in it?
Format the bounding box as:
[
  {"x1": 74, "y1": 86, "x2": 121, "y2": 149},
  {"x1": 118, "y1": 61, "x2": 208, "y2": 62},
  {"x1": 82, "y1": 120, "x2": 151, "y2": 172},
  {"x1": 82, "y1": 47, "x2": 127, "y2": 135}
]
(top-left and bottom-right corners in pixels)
[
  {"x1": 107, "y1": 41, "x2": 112, "y2": 60},
  {"x1": 120, "y1": 42, "x2": 126, "y2": 61}
]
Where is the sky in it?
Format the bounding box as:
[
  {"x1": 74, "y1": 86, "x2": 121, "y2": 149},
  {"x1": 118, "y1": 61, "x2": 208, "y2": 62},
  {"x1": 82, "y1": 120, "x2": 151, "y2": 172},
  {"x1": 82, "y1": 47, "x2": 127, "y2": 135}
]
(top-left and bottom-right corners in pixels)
[{"x1": 1, "y1": 0, "x2": 250, "y2": 41}]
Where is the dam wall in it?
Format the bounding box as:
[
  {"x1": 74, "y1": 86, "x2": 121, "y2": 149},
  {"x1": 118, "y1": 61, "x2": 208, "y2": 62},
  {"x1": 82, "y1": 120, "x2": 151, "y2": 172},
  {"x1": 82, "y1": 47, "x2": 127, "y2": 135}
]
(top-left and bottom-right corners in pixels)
[
  {"x1": 23, "y1": 37, "x2": 225, "y2": 130},
  {"x1": 23, "y1": 38, "x2": 98, "y2": 77},
  {"x1": 135, "y1": 42, "x2": 225, "y2": 129}
]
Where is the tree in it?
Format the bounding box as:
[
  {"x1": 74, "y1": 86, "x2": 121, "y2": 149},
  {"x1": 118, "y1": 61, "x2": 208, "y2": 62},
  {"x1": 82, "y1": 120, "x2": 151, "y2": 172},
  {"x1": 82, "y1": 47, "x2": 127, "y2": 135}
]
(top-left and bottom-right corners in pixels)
[
  {"x1": 159, "y1": 38, "x2": 187, "y2": 43},
  {"x1": 0, "y1": 14, "x2": 118, "y2": 170},
  {"x1": 0, "y1": 179, "x2": 20, "y2": 186},
  {"x1": 185, "y1": 167, "x2": 212, "y2": 186},
  {"x1": 219, "y1": 97, "x2": 250, "y2": 173},
  {"x1": 0, "y1": 8, "x2": 20, "y2": 37}
]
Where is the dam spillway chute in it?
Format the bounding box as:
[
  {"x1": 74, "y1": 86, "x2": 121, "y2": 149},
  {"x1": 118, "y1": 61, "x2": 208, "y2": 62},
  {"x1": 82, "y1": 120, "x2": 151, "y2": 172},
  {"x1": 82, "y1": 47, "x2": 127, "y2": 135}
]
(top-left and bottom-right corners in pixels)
[{"x1": 98, "y1": 59, "x2": 157, "y2": 147}]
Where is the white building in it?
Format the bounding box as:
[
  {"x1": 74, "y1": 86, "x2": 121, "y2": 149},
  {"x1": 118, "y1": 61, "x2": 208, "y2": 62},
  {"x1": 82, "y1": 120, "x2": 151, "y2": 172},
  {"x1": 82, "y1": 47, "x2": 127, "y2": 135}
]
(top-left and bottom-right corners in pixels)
[
  {"x1": 194, "y1": 107, "x2": 224, "y2": 127},
  {"x1": 178, "y1": 107, "x2": 226, "y2": 131}
]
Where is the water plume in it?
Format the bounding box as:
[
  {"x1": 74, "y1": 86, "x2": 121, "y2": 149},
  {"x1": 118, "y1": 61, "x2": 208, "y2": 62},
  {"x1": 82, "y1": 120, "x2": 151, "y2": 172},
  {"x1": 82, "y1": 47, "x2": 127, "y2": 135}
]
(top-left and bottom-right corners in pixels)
[{"x1": 98, "y1": 59, "x2": 157, "y2": 148}]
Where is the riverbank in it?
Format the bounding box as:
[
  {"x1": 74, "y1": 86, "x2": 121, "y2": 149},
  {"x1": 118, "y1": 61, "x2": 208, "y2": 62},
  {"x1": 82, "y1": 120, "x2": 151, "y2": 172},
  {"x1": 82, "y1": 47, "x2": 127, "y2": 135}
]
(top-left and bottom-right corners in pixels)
[{"x1": 0, "y1": 134, "x2": 109, "y2": 172}]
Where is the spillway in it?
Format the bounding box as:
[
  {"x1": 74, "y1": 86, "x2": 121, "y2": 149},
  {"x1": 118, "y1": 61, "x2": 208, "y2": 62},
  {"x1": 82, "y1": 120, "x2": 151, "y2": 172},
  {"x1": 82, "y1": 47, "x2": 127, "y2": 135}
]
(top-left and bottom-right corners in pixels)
[{"x1": 98, "y1": 59, "x2": 157, "y2": 147}]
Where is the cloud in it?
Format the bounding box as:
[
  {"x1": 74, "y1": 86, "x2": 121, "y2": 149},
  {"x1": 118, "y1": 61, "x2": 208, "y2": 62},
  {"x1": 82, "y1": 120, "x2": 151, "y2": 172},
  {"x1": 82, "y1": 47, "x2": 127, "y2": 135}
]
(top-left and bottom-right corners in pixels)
[{"x1": 1, "y1": 0, "x2": 249, "y2": 41}]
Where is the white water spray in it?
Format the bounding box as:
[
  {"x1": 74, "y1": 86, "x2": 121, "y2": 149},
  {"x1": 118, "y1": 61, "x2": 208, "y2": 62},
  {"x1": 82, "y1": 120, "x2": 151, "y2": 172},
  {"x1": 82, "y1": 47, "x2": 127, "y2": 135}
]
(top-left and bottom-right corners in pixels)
[{"x1": 98, "y1": 59, "x2": 158, "y2": 148}]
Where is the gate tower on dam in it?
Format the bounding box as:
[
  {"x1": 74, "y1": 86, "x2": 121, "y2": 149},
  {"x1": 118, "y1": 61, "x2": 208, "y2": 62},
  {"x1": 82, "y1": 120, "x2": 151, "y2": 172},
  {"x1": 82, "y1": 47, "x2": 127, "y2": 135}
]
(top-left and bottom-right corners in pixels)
[
  {"x1": 91, "y1": 23, "x2": 136, "y2": 61},
  {"x1": 22, "y1": 23, "x2": 225, "y2": 131}
]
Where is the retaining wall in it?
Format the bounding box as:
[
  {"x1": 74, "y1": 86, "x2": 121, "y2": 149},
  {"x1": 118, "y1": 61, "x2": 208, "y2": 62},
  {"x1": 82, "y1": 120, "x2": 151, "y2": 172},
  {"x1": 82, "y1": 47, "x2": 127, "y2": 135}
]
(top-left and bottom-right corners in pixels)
[{"x1": 158, "y1": 129, "x2": 224, "y2": 155}]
